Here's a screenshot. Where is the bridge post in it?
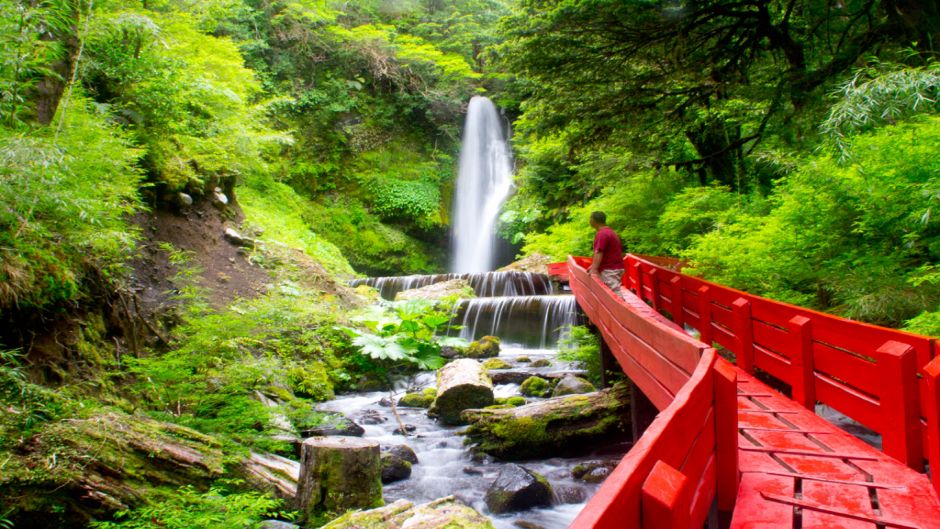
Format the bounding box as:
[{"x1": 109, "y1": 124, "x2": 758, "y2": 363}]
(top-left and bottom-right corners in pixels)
[
  {"x1": 731, "y1": 298, "x2": 754, "y2": 374},
  {"x1": 788, "y1": 316, "x2": 816, "y2": 409},
  {"x1": 641, "y1": 461, "x2": 691, "y2": 529},
  {"x1": 878, "y1": 340, "x2": 923, "y2": 470},
  {"x1": 714, "y1": 358, "x2": 739, "y2": 515},
  {"x1": 924, "y1": 354, "x2": 940, "y2": 496},
  {"x1": 698, "y1": 286, "x2": 714, "y2": 346},
  {"x1": 671, "y1": 276, "x2": 684, "y2": 327},
  {"x1": 648, "y1": 268, "x2": 659, "y2": 310},
  {"x1": 630, "y1": 378, "x2": 658, "y2": 442},
  {"x1": 598, "y1": 331, "x2": 618, "y2": 389}
]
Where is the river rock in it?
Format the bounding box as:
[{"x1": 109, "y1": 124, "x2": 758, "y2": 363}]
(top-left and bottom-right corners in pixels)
[
  {"x1": 484, "y1": 464, "x2": 553, "y2": 514},
  {"x1": 461, "y1": 383, "x2": 630, "y2": 459},
  {"x1": 488, "y1": 369, "x2": 588, "y2": 385},
  {"x1": 358, "y1": 409, "x2": 387, "y2": 425},
  {"x1": 321, "y1": 496, "x2": 495, "y2": 529},
  {"x1": 381, "y1": 452, "x2": 412, "y2": 483},
  {"x1": 296, "y1": 437, "x2": 383, "y2": 521},
  {"x1": 554, "y1": 484, "x2": 588, "y2": 504},
  {"x1": 520, "y1": 376, "x2": 551, "y2": 397},
  {"x1": 552, "y1": 375, "x2": 596, "y2": 397},
  {"x1": 482, "y1": 358, "x2": 511, "y2": 370},
  {"x1": 395, "y1": 278, "x2": 475, "y2": 301},
  {"x1": 529, "y1": 359, "x2": 552, "y2": 368},
  {"x1": 301, "y1": 412, "x2": 364, "y2": 437},
  {"x1": 382, "y1": 444, "x2": 419, "y2": 464},
  {"x1": 571, "y1": 460, "x2": 618, "y2": 483},
  {"x1": 223, "y1": 227, "x2": 255, "y2": 248},
  {"x1": 398, "y1": 388, "x2": 436, "y2": 408},
  {"x1": 429, "y1": 359, "x2": 494, "y2": 425},
  {"x1": 466, "y1": 336, "x2": 501, "y2": 358},
  {"x1": 259, "y1": 521, "x2": 300, "y2": 529}
]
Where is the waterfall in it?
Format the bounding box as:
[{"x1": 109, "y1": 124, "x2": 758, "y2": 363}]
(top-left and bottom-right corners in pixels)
[
  {"x1": 451, "y1": 96, "x2": 514, "y2": 274},
  {"x1": 349, "y1": 271, "x2": 555, "y2": 300},
  {"x1": 451, "y1": 295, "x2": 581, "y2": 348}
]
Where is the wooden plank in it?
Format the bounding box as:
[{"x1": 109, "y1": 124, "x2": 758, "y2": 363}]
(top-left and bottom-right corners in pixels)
[
  {"x1": 753, "y1": 344, "x2": 794, "y2": 387},
  {"x1": 641, "y1": 460, "x2": 691, "y2": 529},
  {"x1": 813, "y1": 374, "x2": 882, "y2": 432},
  {"x1": 690, "y1": 455, "x2": 717, "y2": 529},
  {"x1": 801, "y1": 479, "x2": 877, "y2": 529},
  {"x1": 730, "y1": 473, "x2": 795, "y2": 529},
  {"x1": 751, "y1": 318, "x2": 795, "y2": 358},
  {"x1": 812, "y1": 340, "x2": 879, "y2": 397},
  {"x1": 925, "y1": 355, "x2": 940, "y2": 496}
]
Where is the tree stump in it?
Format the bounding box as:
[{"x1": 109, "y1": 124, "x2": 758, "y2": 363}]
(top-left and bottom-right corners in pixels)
[{"x1": 296, "y1": 436, "x2": 383, "y2": 522}]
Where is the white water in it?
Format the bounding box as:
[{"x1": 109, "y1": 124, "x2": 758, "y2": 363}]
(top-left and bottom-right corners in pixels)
[
  {"x1": 451, "y1": 96, "x2": 514, "y2": 274},
  {"x1": 350, "y1": 271, "x2": 555, "y2": 300},
  {"x1": 452, "y1": 295, "x2": 581, "y2": 348}
]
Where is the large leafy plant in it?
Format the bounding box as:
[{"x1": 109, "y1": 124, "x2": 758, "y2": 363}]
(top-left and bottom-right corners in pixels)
[{"x1": 340, "y1": 298, "x2": 467, "y2": 373}]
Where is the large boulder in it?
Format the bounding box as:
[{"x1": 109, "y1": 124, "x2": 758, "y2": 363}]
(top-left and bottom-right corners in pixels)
[
  {"x1": 429, "y1": 359, "x2": 494, "y2": 425},
  {"x1": 465, "y1": 336, "x2": 501, "y2": 358},
  {"x1": 484, "y1": 464, "x2": 553, "y2": 514},
  {"x1": 321, "y1": 496, "x2": 495, "y2": 529},
  {"x1": 552, "y1": 375, "x2": 596, "y2": 397},
  {"x1": 520, "y1": 376, "x2": 551, "y2": 397},
  {"x1": 296, "y1": 437, "x2": 383, "y2": 522},
  {"x1": 461, "y1": 383, "x2": 630, "y2": 459},
  {"x1": 395, "y1": 279, "x2": 475, "y2": 301}
]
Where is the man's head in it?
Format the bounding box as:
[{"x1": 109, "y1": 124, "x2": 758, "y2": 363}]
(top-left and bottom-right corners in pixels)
[{"x1": 590, "y1": 211, "x2": 607, "y2": 230}]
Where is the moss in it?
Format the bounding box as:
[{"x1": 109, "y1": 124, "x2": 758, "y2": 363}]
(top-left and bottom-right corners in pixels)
[
  {"x1": 465, "y1": 336, "x2": 501, "y2": 358},
  {"x1": 481, "y1": 358, "x2": 511, "y2": 370},
  {"x1": 516, "y1": 356, "x2": 531, "y2": 363},
  {"x1": 505, "y1": 396, "x2": 527, "y2": 407},
  {"x1": 422, "y1": 387, "x2": 437, "y2": 398},
  {"x1": 519, "y1": 376, "x2": 551, "y2": 397},
  {"x1": 398, "y1": 392, "x2": 434, "y2": 408},
  {"x1": 287, "y1": 363, "x2": 335, "y2": 401},
  {"x1": 529, "y1": 358, "x2": 552, "y2": 368}
]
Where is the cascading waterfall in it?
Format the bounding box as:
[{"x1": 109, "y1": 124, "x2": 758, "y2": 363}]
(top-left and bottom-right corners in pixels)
[
  {"x1": 450, "y1": 96, "x2": 514, "y2": 274},
  {"x1": 451, "y1": 294, "x2": 581, "y2": 348},
  {"x1": 349, "y1": 271, "x2": 556, "y2": 300}
]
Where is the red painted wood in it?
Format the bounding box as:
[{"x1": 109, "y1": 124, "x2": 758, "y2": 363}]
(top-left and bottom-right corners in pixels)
[
  {"x1": 733, "y1": 298, "x2": 755, "y2": 374},
  {"x1": 926, "y1": 355, "x2": 940, "y2": 496},
  {"x1": 877, "y1": 340, "x2": 923, "y2": 470},
  {"x1": 789, "y1": 315, "x2": 815, "y2": 409},
  {"x1": 714, "y1": 358, "x2": 739, "y2": 513},
  {"x1": 641, "y1": 461, "x2": 691, "y2": 529}
]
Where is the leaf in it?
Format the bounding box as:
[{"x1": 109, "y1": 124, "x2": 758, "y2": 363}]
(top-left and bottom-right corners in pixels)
[{"x1": 351, "y1": 334, "x2": 408, "y2": 361}]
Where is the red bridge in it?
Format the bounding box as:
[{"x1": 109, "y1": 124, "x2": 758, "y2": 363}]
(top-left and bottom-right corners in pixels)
[{"x1": 549, "y1": 255, "x2": 940, "y2": 529}]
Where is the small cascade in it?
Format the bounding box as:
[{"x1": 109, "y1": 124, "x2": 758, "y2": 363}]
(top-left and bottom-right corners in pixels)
[
  {"x1": 350, "y1": 271, "x2": 555, "y2": 300},
  {"x1": 452, "y1": 295, "x2": 581, "y2": 348}
]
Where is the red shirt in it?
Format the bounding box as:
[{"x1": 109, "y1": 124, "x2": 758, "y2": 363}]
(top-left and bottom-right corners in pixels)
[{"x1": 593, "y1": 226, "x2": 625, "y2": 270}]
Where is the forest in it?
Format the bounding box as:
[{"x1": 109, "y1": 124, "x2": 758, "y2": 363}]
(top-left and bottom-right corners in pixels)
[{"x1": 0, "y1": 0, "x2": 938, "y2": 528}]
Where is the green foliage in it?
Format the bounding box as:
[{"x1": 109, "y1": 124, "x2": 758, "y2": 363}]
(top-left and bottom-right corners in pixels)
[
  {"x1": 0, "y1": 98, "x2": 141, "y2": 310},
  {"x1": 519, "y1": 376, "x2": 550, "y2": 398},
  {"x1": 557, "y1": 326, "x2": 601, "y2": 387},
  {"x1": 0, "y1": 349, "x2": 70, "y2": 445},
  {"x1": 684, "y1": 117, "x2": 940, "y2": 326},
  {"x1": 89, "y1": 482, "x2": 290, "y2": 529},
  {"x1": 339, "y1": 298, "x2": 467, "y2": 376}
]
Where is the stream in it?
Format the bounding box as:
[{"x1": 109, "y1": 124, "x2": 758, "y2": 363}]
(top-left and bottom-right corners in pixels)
[{"x1": 332, "y1": 271, "x2": 631, "y2": 529}]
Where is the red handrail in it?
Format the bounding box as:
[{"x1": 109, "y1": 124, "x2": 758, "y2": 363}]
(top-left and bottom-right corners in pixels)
[
  {"x1": 567, "y1": 256, "x2": 739, "y2": 528},
  {"x1": 623, "y1": 253, "x2": 939, "y2": 473}
]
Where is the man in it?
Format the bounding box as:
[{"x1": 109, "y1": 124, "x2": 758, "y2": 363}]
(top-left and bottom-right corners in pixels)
[{"x1": 588, "y1": 211, "x2": 625, "y2": 298}]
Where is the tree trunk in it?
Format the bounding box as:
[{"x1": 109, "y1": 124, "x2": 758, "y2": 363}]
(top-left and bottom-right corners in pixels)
[{"x1": 429, "y1": 359, "x2": 494, "y2": 425}]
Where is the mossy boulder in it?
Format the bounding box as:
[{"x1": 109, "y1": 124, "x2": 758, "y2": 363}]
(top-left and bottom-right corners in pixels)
[
  {"x1": 516, "y1": 356, "x2": 531, "y2": 363},
  {"x1": 520, "y1": 376, "x2": 551, "y2": 397},
  {"x1": 461, "y1": 383, "x2": 631, "y2": 460},
  {"x1": 529, "y1": 359, "x2": 552, "y2": 368},
  {"x1": 552, "y1": 375, "x2": 596, "y2": 397},
  {"x1": 505, "y1": 396, "x2": 527, "y2": 407},
  {"x1": 465, "y1": 336, "x2": 501, "y2": 359},
  {"x1": 380, "y1": 444, "x2": 418, "y2": 484},
  {"x1": 398, "y1": 391, "x2": 434, "y2": 408},
  {"x1": 481, "y1": 358, "x2": 511, "y2": 370},
  {"x1": 321, "y1": 496, "x2": 495, "y2": 529},
  {"x1": 428, "y1": 359, "x2": 494, "y2": 425},
  {"x1": 484, "y1": 464, "x2": 553, "y2": 514},
  {"x1": 301, "y1": 412, "x2": 364, "y2": 437}
]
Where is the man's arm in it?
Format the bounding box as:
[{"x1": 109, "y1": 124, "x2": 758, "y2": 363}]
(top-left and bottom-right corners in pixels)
[{"x1": 589, "y1": 250, "x2": 603, "y2": 275}]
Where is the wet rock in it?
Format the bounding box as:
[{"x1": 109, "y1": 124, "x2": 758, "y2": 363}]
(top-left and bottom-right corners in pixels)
[
  {"x1": 378, "y1": 396, "x2": 393, "y2": 407},
  {"x1": 484, "y1": 464, "x2": 553, "y2": 514},
  {"x1": 358, "y1": 409, "x2": 387, "y2": 425},
  {"x1": 429, "y1": 359, "x2": 494, "y2": 425},
  {"x1": 393, "y1": 424, "x2": 417, "y2": 435},
  {"x1": 482, "y1": 358, "x2": 511, "y2": 370},
  {"x1": 321, "y1": 496, "x2": 495, "y2": 529},
  {"x1": 461, "y1": 383, "x2": 631, "y2": 459},
  {"x1": 381, "y1": 453, "x2": 412, "y2": 483},
  {"x1": 178, "y1": 192, "x2": 194, "y2": 206},
  {"x1": 441, "y1": 345, "x2": 469, "y2": 359},
  {"x1": 529, "y1": 359, "x2": 552, "y2": 368},
  {"x1": 382, "y1": 444, "x2": 419, "y2": 464},
  {"x1": 301, "y1": 412, "x2": 364, "y2": 437},
  {"x1": 213, "y1": 186, "x2": 229, "y2": 205},
  {"x1": 466, "y1": 336, "x2": 501, "y2": 358},
  {"x1": 296, "y1": 437, "x2": 382, "y2": 521},
  {"x1": 488, "y1": 369, "x2": 588, "y2": 385},
  {"x1": 463, "y1": 466, "x2": 484, "y2": 476},
  {"x1": 516, "y1": 356, "x2": 532, "y2": 363},
  {"x1": 514, "y1": 522, "x2": 548, "y2": 529},
  {"x1": 398, "y1": 388, "x2": 436, "y2": 408},
  {"x1": 554, "y1": 485, "x2": 588, "y2": 504},
  {"x1": 520, "y1": 376, "x2": 551, "y2": 397},
  {"x1": 572, "y1": 460, "x2": 617, "y2": 483},
  {"x1": 552, "y1": 375, "x2": 596, "y2": 397},
  {"x1": 395, "y1": 278, "x2": 475, "y2": 301}
]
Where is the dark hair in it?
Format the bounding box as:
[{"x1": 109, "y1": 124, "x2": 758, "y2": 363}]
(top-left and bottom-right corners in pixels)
[{"x1": 590, "y1": 211, "x2": 607, "y2": 224}]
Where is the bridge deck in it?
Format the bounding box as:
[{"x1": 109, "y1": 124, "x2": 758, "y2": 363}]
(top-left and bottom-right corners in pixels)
[{"x1": 732, "y1": 370, "x2": 940, "y2": 529}]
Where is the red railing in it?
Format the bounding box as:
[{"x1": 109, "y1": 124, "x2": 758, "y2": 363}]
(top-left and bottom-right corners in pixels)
[
  {"x1": 623, "y1": 253, "x2": 940, "y2": 482},
  {"x1": 567, "y1": 256, "x2": 739, "y2": 528}
]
